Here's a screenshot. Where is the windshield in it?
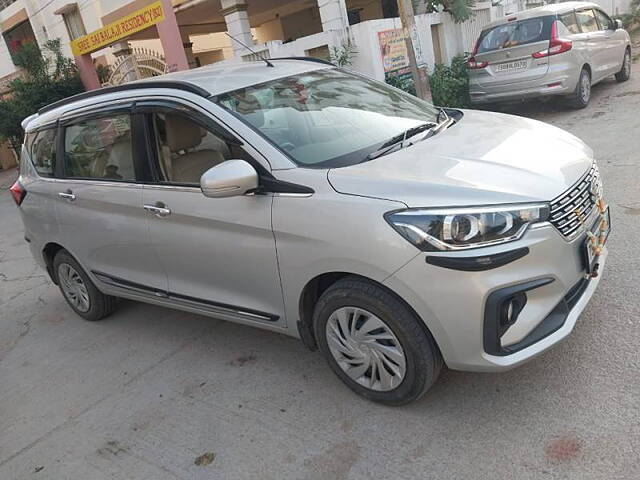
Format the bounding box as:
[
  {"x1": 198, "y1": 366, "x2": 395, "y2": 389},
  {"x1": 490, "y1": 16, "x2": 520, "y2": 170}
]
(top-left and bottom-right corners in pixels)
[{"x1": 216, "y1": 68, "x2": 438, "y2": 168}]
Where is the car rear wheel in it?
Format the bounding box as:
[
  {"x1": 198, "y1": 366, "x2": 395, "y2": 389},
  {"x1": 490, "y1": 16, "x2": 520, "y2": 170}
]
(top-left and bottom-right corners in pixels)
[
  {"x1": 569, "y1": 68, "x2": 591, "y2": 109},
  {"x1": 615, "y1": 49, "x2": 631, "y2": 82},
  {"x1": 313, "y1": 276, "x2": 442, "y2": 406},
  {"x1": 53, "y1": 250, "x2": 117, "y2": 321}
]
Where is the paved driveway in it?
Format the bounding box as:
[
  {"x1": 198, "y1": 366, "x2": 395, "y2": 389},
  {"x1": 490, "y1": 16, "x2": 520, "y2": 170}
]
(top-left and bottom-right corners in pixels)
[{"x1": 1, "y1": 64, "x2": 639, "y2": 479}]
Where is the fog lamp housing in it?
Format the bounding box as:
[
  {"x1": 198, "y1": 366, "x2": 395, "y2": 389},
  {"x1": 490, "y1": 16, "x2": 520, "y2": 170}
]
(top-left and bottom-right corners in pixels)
[{"x1": 498, "y1": 292, "x2": 527, "y2": 337}]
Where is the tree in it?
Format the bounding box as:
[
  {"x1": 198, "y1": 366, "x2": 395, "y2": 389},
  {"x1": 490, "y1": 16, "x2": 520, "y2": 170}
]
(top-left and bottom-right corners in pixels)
[
  {"x1": 412, "y1": 0, "x2": 476, "y2": 23},
  {"x1": 398, "y1": 0, "x2": 431, "y2": 100},
  {"x1": 0, "y1": 39, "x2": 84, "y2": 152},
  {"x1": 615, "y1": 0, "x2": 640, "y2": 28}
]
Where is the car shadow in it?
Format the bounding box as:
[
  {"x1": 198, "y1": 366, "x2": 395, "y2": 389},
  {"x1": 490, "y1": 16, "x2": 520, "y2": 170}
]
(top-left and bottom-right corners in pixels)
[
  {"x1": 475, "y1": 77, "x2": 618, "y2": 118},
  {"x1": 106, "y1": 297, "x2": 581, "y2": 420}
]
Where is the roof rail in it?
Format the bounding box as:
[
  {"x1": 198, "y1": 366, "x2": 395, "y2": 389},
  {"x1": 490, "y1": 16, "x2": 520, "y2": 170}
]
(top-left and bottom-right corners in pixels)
[
  {"x1": 269, "y1": 56, "x2": 335, "y2": 66},
  {"x1": 38, "y1": 80, "x2": 211, "y2": 115}
]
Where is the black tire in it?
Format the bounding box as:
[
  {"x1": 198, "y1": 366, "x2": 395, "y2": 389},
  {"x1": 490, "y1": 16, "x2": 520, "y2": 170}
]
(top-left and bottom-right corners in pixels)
[
  {"x1": 313, "y1": 276, "x2": 443, "y2": 406},
  {"x1": 53, "y1": 250, "x2": 117, "y2": 321},
  {"x1": 615, "y1": 49, "x2": 631, "y2": 82},
  {"x1": 568, "y1": 68, "x2": 591, "y2": 109}
]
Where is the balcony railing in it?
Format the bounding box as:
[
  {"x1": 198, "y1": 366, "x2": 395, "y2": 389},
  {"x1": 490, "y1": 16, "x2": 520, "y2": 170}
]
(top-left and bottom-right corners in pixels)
[{"x1": 0, "y1": 0, "x2": 18, "y2": 12}]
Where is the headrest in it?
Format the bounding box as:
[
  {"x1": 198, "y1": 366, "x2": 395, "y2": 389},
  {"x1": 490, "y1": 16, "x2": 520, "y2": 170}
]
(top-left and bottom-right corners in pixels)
[
  {"x1": 165, "y1": 114, "x2": 204, "y2": 152},
  {"x1": 236, "y1": 93, "x2": 264, "y2": 127}
]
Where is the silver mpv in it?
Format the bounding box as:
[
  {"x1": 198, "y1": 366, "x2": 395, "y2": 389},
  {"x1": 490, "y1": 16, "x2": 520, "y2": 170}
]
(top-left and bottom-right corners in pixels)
[
  {"x1": 468, "y1": 2, "x2": 631, "y2": 107},
  {"x1": 12, "y1": 58, "x2": 610, "y2": 405}
]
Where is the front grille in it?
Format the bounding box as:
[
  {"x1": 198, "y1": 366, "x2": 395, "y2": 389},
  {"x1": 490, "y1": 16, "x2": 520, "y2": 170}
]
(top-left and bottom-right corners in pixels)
[{"x1": 549, "y1": 164, "x2": 601, "y2": 239}]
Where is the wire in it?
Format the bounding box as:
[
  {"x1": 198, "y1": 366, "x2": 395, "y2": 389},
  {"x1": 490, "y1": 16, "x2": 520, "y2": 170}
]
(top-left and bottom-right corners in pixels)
[{"x1": 29, "y1": 0, "x2": 57, "y2": 17}]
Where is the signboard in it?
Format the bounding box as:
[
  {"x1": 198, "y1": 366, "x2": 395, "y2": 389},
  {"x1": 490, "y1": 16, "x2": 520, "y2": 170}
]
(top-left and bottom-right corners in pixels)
[
  {"x1": 378, "y1": 29, "x2": 409, "y2": 79},
  {"x1": 71, "y1": 1, "x2": 165, "y2": 57},
  {"x1": 377, "y1": 28, "x2": 426, "y2": 80}
]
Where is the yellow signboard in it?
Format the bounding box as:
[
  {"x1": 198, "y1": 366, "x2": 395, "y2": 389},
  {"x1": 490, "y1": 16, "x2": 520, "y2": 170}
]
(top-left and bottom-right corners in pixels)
[{"x1": 71, "y1": 1, "x2": 165, "y2": 57}]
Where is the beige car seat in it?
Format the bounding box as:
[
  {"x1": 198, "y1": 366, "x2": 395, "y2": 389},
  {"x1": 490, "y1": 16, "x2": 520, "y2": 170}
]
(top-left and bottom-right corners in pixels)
[
  {"x1": 164, "y1": 114, "x2": 226, "y2": 183},
  {"x1": 88, "y1": 150, "x2": 108, "y2": 178}
]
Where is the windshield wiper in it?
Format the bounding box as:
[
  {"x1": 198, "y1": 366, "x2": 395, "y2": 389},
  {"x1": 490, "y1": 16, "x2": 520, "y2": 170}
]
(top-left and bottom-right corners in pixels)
[
  {"x1": 419, "y1": 116, "x2": 455, "y2": 142},
  {"x1": 436, "y1": 107, "x2": 449, "y2": 123},
  {"x1": 365, "y1": 122, "x2": 436, "y2": 161}
]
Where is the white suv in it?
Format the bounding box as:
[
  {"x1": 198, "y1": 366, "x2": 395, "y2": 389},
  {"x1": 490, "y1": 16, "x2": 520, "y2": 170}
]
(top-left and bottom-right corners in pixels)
[{"x1": 11, "y1": 58, "x2": 610, "y2": 405}]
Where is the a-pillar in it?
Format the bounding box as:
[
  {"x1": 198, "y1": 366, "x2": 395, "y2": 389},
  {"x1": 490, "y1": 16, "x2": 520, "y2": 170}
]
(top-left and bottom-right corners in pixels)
[
  {"x1": 220, "y1": 0, "x2": 254, "y2": 59},
  {"x1": 317, "y1": 0, "x2": 349, "y2": 32},
  {"x1": 156, "y1": 0, "x2": 189, "y2": 72},
  {"x1": 75, "y1": 54, "x2": 101, "y2": 90}
]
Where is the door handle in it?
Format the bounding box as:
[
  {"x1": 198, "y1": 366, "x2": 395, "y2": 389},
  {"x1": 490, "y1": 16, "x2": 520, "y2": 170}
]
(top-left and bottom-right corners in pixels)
[
  {"x1": 144, "y1": 204, "x2": 171, "y2": 218},
  {"x1": 58, "y1": 191, "x2": 76, "y2": 201}
]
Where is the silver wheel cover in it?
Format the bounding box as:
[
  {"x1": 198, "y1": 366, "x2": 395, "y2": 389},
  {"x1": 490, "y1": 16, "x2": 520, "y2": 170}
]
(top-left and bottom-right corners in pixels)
[
  {"x1": 325, "y1": 307, "x2": 407, "y2": 391},
  {"x1": 58, "y1": 263, "x2": 91, "y2": 313}
]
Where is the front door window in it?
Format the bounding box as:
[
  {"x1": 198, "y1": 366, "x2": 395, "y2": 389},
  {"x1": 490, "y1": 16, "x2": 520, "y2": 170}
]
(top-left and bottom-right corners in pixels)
[{"x1": 150, "y1": 112, "x2": 254, "y2": 185}]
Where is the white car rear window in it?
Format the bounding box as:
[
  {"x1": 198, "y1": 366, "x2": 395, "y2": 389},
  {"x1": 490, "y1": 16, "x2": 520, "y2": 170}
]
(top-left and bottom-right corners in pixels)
[{"x1": 478, "y1": 18, "x2": 548, "y2": 53}]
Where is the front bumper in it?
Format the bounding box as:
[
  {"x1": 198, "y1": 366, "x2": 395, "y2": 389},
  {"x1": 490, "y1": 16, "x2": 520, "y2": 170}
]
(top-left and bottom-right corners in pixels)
[{"x1": 383, "y1": 222, "x2": 607, "y2": 372}]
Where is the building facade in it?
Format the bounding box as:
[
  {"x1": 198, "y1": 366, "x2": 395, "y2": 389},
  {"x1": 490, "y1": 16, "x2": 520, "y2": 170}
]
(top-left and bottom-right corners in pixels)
[{"x1": 0, "y1": 0, "x2": 634, "y2": 93}]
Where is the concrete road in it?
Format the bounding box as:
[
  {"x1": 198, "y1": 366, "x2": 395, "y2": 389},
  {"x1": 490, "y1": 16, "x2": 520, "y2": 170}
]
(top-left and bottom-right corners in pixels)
[{"x1": 1, "y1": 67, "x2": 639, "y2": 480}]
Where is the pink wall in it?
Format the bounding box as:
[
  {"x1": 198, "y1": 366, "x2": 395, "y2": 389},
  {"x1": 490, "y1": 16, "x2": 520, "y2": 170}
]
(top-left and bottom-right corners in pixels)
[{"x1": 75, "y1": 0, "x2": 189, "y2": 90}]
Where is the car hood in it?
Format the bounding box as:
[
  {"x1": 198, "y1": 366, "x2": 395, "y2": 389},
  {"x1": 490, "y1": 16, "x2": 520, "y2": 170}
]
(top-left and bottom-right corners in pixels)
[{"x1": 328, "y1": 110, "x2": 593, "y2": 207}]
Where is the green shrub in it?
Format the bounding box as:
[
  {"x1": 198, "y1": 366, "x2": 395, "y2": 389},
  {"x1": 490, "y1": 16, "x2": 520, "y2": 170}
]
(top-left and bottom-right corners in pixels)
[
  {"x1": 429, "y1": 55, "x2": 470, "y2": 108},
  {"x1": 385, "y1": 74, "x2": 416, "y2": 96},
  {"x1": 0, "y1": 39, "x2": 84, "y2": 151},
  {"x1": 413, "y1": 0, "x2": 476, "y2": 23},
  {"x1": 329, "y1": 41, "x2": 357, "y2": 67},
  {"x1": 615, "y1": 0, "x2": 640, "y2": 30},
  {"x1": 614, "y1": 13, "x2": 638, "y2": 29}
]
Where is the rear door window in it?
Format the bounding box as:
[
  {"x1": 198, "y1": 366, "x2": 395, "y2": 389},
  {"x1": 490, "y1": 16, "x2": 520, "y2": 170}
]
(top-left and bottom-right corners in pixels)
[
  {"x1": 30, "y1": 128, "x2": 57, "y2": 177},
  {"x1": 576, "y1": 9, "x2": 599, "y2": 33},
  {"x1": 63, "y1": 115, "x2": 135, "y2": 181},
  {"x1": 478, "y1": 17, "x2": 550, "y2": 53},
  {"x1": 559, "y1": 11, "x2": 581, "y2": 34}
]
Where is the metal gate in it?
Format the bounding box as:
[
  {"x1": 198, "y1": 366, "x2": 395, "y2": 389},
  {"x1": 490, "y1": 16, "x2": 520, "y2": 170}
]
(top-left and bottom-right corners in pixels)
[{"x1": 103, "y1": 47, "x2": 168, "y2": 86}]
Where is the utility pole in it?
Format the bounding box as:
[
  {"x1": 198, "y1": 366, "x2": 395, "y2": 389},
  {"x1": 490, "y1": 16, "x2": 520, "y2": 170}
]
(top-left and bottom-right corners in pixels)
[{"x1": 397, "y1": 0, "x2": 431, "y2": 100}]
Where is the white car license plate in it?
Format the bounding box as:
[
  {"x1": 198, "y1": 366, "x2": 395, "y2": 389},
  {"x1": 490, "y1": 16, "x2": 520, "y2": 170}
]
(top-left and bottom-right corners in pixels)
[{"x1": 495, "y1": 60, "x2": 528, "y2": 72}]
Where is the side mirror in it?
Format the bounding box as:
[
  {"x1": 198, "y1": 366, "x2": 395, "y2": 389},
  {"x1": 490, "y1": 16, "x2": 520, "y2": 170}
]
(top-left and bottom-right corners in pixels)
[
  {"x1": 200, "y1": 160, "x2": 259, "y2": 198},
  {"x1": 614, "y1": 19, "x2": 623, "y2": 30}
]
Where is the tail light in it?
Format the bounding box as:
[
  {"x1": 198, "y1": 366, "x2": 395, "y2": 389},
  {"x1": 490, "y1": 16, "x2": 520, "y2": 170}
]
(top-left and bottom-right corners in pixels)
[
  {"x1": 532, "y1": 20, "x2": 572, "y2": 58},
  {"x1": 467, "y1": 39, "x2": 488, "y2": 69},
  {"x1": 9, "y1": 180, "x2": 26, "y2": 206}
]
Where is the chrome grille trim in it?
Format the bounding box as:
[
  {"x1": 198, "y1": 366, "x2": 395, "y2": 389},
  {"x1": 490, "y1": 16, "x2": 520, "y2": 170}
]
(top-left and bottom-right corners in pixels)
[{"x1": 549, "y1": 164, "x2": 601, "y2": 240}]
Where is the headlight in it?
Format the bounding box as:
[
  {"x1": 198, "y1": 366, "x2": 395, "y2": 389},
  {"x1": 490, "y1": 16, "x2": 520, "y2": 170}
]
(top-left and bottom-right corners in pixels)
[{"x1": 385, "y1": 204, "x2": 549, "y2": 251}]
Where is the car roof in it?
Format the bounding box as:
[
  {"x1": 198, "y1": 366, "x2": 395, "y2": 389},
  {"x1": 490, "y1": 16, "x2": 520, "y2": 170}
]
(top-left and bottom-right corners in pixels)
[
  {"x1": 25, "y1": 58, "x2": 332, "y2": 131},
  {"x1": 134, "y1": 58, "x2": 332, "y2": 96},
  {"x1": 482, "y1": 1, "x2": 601, "y2": 30}
]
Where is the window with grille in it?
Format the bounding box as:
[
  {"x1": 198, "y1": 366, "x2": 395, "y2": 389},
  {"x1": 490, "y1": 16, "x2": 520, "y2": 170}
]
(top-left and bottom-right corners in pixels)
[{"x1": 62, "y1": 6, "x2": 86, "y2": 40}]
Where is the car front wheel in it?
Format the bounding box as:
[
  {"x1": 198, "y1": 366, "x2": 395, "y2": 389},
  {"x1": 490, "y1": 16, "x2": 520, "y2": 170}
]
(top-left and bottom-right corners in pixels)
[
  {"x1": 313, "y1": 276, "x2": 442, "y2": 406},
  {"x1": 616, "y1": 49, "x2": 631, "y2": 82}
]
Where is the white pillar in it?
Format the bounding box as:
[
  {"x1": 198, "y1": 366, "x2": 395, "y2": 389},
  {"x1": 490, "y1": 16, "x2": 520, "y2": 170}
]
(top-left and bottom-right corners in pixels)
[
  {"x1": 317, "y1": 0, "x2": 349, "y2": 32},
  {"x1": 221, "y1": 0, "x2": 254, "y2": 58}
]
